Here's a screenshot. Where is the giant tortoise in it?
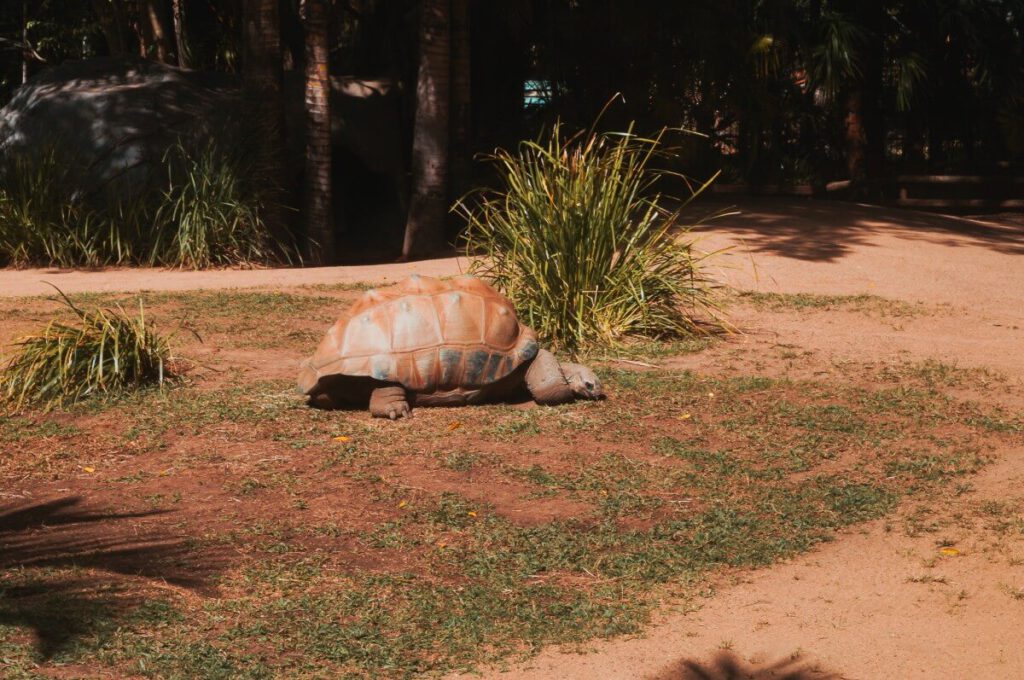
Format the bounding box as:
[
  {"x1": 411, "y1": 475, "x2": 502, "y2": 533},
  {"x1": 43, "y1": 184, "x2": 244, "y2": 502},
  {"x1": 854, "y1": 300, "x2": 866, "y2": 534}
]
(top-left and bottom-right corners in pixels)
[{"x1": 297, "y1": 275, "x2": 604, "y2": 418}]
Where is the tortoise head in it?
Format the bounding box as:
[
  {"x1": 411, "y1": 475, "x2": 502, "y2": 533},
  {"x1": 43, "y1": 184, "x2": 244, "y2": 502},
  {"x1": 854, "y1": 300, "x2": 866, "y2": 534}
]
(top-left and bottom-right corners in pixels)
[{"x1": 560, "y1": 362, "x2": 605, "y2": 400}]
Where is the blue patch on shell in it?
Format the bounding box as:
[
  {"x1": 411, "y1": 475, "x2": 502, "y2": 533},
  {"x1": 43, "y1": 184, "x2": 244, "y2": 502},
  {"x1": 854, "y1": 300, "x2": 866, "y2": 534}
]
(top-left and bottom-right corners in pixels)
[
  {"x1": 484, "y1": 353, "x2": 504, "y2": 382},
  {"x1": 520, "y1": 340, "x2": 539, "y2": 361},
  {"x1": 371, "y1": 357, "x2": 391, "y2": 381},
  {"x1": 440, "y1": 348, "x2": 462, "y2": 385},
  {"x1": 464, "y1": 349, "x2": 490, "y2": 384}
]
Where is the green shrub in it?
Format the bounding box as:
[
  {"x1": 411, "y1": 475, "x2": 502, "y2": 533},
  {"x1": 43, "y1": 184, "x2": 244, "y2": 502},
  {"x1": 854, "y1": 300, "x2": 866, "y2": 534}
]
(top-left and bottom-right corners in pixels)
[
  {"x1": 457, "y1": 122, "x2": 725, "y2": 354},
  {"x1": 1, "y1": 288, "x2": 173, "y2": 411}
]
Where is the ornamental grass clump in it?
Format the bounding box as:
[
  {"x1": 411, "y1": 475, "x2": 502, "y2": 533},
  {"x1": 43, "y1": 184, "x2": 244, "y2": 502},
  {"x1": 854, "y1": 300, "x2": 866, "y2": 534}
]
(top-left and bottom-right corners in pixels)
[
  {"x1": 0, "y1": 147, "x2": 137, "y2": 268},
  {"x1": 152, "y1": 139, "x2": 280, "y2": 268},
  {"x1": 458, "y1": 121, "x2": 725, "y2": 355},
  {"x1": 0, "y1": 136, "x2": 289, "y2": 269},
  {"x1": 1, "y1": 289, "x2": 173, "y2": 411}
]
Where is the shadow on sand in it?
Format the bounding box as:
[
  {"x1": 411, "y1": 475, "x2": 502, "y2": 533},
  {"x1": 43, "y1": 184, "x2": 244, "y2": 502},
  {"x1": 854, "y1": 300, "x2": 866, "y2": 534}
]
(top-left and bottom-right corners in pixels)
[
  {"x1": 0, "y1": 495, "x2": 227, "y2": 659},
  {"x1": 683, "y1": 197, "x2": 1024, "y2": 263},
  {"x1": 653, "y1": 650, "x2": 844, "y2": 680}
]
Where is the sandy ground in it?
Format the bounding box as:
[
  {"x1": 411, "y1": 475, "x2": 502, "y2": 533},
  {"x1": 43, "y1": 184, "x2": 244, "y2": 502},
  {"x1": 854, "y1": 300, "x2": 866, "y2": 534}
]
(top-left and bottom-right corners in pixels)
[
  {"x1": 462, "y1": 200, "x2": 1024, "y2": 680},
  {"x1": 3, "y1": 198, "x2": 1023, "y2": 679},
  {"x1": 0, "y1": 256, "x2": 470, "y2": 298},
  {"x1": 467, "y1": 449, "x2": 1024, "y2": 680}
]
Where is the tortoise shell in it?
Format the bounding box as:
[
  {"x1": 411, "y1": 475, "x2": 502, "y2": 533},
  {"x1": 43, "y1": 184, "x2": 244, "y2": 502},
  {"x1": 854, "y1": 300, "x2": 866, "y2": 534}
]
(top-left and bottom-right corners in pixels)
[{"x1": 298, "y1": 275, "x2": 539, "y2": 395}]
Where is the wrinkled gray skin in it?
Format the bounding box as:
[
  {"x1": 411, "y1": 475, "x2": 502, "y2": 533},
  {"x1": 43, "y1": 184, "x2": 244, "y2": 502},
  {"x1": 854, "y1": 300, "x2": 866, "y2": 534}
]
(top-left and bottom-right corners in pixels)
[
  {"x1": 367, "y1": 349, "x2": 605, "y2": 420},
  {"x1": 560, "y1": 361, "x2": 604, "y2": 400}
]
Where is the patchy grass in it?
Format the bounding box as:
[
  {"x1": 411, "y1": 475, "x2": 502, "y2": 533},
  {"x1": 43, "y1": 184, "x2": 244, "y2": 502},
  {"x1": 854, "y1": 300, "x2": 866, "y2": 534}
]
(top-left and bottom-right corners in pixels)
[
  {"x1": 591, "y1": 337, "x2": 716, "y2": 363},
  {"x1": 0, "y1": 287, "x2": 1021, "y2": 678},
  {"x1": 880, "y1": 359, "x2": 1009, "y2": 389},
  {"x1": 734, "y1": 290, "x2": 922, "y2": 317}
]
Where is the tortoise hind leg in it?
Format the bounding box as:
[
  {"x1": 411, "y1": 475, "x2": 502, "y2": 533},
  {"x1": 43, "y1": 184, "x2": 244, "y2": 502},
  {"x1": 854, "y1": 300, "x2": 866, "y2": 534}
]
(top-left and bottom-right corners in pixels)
[{"x1": 370, "y1": 385, "x2": 411, "y2": 419}]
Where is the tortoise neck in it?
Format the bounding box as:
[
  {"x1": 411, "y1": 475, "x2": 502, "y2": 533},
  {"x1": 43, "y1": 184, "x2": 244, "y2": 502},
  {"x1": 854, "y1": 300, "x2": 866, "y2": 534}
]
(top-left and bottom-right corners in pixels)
[{"x1": 525, "y1": 349, "x2": 574, "y2": 405}]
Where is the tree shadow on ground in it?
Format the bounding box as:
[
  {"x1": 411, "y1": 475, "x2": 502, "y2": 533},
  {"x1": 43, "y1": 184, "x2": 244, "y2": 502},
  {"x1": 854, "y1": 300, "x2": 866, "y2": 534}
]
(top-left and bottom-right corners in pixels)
[
  {"x1": 0, "y1": 495, "x2": 228, "y2": 660},
  {"x1": 682, "y1": 197, "x2": 1024, "y2": 263},
  {"x1": 653, "y1": 650, "x2": 844, "y2": 680}
]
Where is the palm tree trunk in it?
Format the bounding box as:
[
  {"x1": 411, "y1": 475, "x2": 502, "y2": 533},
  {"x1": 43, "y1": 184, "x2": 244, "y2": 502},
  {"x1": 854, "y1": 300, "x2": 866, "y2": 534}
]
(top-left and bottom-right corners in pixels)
[
  {"x1": 402, "y1": 0, "x2": 452, "y2": 261},
  {"x1": 844, "y1": 90, "x2": 867, "y2": 184},
  {"x1": 449, "y1": 0, "x2": 472, "y2": 200},
  {"x1": 843, "y1": 1, "x2": 885, "y2": 189},
  {"x1": 171, "y1": 0, "x2": 191, "y2": 68},
  {"x1": 302, "y1": 0, "x2": 334, "y2": 264},
  {"x1": 92, "y1": 0, "x2": 129, "y2": 56},
  {"x1": 21, "y1": 0, "x2": 28, "y2": 83},
  {"x1": 141, "y1": 0, "x2": 174, "y2": 63},
  {"x1": 242, "y1": 0, "x2": 286, "y2": 238}
]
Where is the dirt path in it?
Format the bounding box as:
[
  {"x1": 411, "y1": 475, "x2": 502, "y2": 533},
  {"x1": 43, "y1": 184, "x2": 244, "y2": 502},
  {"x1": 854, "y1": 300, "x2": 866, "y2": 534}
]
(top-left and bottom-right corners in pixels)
[
  {"x1": 460, "y1": 200, "x2": 1024, "y2": 680},
  {"x1": 3, "y1": 198, "x2": 1023, "y2": 679},
  {"x1": 682, "y1": 198, "x2": 1024, "y2": 379},
  {"x1": 0, "y1": 257, "x2": 469, "y2": 298}
]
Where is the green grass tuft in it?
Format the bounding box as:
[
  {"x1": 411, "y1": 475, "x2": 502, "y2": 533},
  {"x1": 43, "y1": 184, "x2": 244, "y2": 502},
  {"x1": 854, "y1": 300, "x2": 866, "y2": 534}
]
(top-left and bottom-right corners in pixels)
[
  {"x1": 0, "y1": 146, "x2": 140, "y2": 268},
  {"x1": 0, "y1": 136, "x2": 292, "y2": 269},
  {"x1": 0, "y1": 288, "x2": 173, "y2": 411},
  {"x1": 151, "y1": 139, "x2": 283, "y2": 268},
  {"x1": 458, "y1": 121, "x2": 726, "y2": 355}
]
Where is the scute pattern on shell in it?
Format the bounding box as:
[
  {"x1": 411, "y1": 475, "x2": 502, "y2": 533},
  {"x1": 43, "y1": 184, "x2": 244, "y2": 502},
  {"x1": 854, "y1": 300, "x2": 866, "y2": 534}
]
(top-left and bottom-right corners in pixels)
[{"x1": 298, "y1": 275, "x2": 539, "y2": 395}]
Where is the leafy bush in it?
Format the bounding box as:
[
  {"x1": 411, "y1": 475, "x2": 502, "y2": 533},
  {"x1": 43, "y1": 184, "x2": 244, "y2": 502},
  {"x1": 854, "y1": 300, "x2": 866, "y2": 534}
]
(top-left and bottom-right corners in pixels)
[
  {"x1": 1, "y1": 288, "x2": 173, "y2": 411},
  {"x1": 458, "y1": 122, "x2": 725, "y2": 354},
  {"x1": 0, "y1": 137, "x2": 289, "y2": 269}
]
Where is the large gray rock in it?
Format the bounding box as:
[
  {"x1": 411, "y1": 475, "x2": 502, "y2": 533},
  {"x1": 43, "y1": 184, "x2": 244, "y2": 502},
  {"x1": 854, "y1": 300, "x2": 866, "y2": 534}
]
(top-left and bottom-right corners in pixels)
[
  {"x1": 0, "y1": 57, "x2": 405, "y2": 213},
  {"x1": 0, "y1": 58, "x2": 238, "y2": 199}
]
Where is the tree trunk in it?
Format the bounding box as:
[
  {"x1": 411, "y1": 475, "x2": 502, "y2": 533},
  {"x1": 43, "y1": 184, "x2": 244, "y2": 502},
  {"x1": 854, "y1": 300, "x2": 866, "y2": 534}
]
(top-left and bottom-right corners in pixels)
[
  {"x1": 302, "y1": 0, "x2": 334, "y2": 264},
  {"x1": 449, "y1": 0, "x2": 472, "y2": 200},
  {"x1": 402, "y1": 0, "x2": 452, "y2": 261},
  {"x1": 844, "y1": 90, "x2": 867, "y2": 184},
  {"x1": 843, "y1": 1, "x2": 885, "y2": 188},
  {"x1": 242, "y1": 0, "x2": 287, "y2": 238},
  {"x1": 21, "y1": 0, "x2": 28, "y2": 84},
  {"x1": 243, "y1": 0, "x2": 283, "y2": 130},
  {"x1": 904, "y1": 110, "x2": 926, "y2": 168},
  {"x1": 92, "y1": 0, "x2": 130, "y2": 56},
  {"x1": 172, "y1": 0, "x2": 191, "y2": 68},
  {"x1": 141, "y1": 0, "x2": 174, "y2": 63}
]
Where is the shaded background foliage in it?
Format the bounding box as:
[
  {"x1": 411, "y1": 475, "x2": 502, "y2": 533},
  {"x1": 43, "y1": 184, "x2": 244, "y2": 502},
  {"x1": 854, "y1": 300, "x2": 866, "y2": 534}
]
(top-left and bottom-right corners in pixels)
[{"x1": 0, "y1": 0, "x2": 1021, "y2": 261}]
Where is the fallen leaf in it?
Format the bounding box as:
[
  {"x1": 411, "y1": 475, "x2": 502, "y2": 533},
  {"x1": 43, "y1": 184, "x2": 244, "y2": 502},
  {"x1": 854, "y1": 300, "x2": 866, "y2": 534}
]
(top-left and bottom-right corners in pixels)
[
  {"x1": 332, "y1": 435, "x2": 351, "y2": 442},
  {"x1": 939, "y1": 547, "x2": 961, "y2": 557},
  {"x1": 447, "y1": 422, "x2": 462, "y2": 431},
  {"x1": 82, "y1": 466, "x2": 95, "y2": 473}
]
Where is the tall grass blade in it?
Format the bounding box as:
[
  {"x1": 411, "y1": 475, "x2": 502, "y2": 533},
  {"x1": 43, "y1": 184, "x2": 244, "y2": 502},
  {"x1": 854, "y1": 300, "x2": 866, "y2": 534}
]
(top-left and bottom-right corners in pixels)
[{"x1": 0, "y1": 288, "x2": 174, "y2": 411}]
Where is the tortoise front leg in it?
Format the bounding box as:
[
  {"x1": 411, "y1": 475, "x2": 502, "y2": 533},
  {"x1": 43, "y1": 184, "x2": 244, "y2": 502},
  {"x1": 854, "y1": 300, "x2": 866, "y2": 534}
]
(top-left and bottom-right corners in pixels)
[{"x1": 369, "y1": 386, "x2": 411, "y2": 419}]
